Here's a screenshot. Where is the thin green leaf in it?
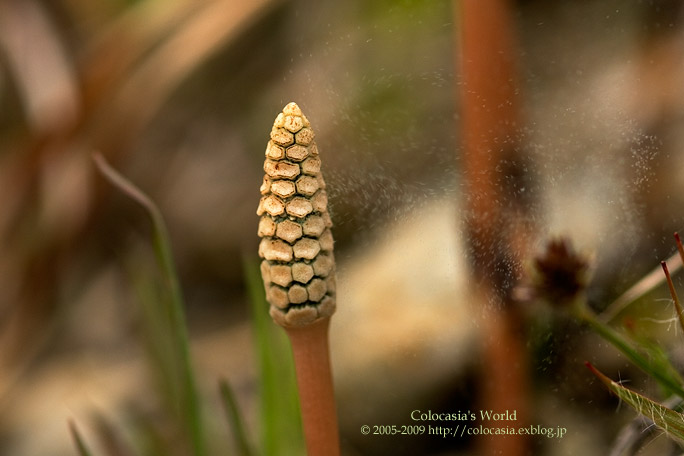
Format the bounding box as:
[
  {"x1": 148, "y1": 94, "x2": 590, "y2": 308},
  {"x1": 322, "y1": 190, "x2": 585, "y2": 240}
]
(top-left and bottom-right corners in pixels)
[
  {"x1": 93, "y1": 153, "x2": 206, "y2": 456},
  {"x1": 587, "y1": 362, "x2": 684, "y2": 443},
  {"x1": 219, "y1": 379, "x2": 255, "y2": 456},
  {"x1": 130, "y1": 267, "x2": 183, "y2": 416},
  {"x1": 243, "y1": 257, "x2": 304, "y2": 456},
  {"x1": 69, "y1": 420, "x2": 95, "y2": 456},
  {"x1": 624, "y1": 320, "x2": 684, "y2": 397},
  {"x1": 580, "y1": 310, "x2": 684, "y2": 400}
]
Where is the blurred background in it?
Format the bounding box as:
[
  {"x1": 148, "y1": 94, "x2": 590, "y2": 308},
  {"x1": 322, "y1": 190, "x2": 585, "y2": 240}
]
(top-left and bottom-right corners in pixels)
[{"x1": 2, "y1": 0, "x2": 684, "y2": 454}]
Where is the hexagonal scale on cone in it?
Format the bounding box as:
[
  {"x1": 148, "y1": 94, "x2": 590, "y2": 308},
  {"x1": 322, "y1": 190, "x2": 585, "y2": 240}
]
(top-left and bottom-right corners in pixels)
[
  {"x1": 276, "y1": 220, "x2": 303, "y2": 244},
  {"x1": 271, "y1": 180, "x2": 296, "y2": 198}
]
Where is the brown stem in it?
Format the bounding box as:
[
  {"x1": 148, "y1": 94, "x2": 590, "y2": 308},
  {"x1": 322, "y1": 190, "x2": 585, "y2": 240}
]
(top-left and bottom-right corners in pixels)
[
  {"x1": 285, "y1": 317, "x2": 340, "y2": 456},
  {"x1": 478, "y1": 298, "x2": 530, "y2": 456},
  {"x1": 460, "y1": 0, "x2": 521, "y2": 257},
  {"x1": 457, "y1": 0, "x2": 531, "y2": 455}
]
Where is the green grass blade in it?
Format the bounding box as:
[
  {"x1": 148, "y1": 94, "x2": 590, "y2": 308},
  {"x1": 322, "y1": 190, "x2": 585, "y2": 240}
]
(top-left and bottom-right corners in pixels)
[
  {"x1": 130, "y1": 269, "x2": 183, "y2": 415},
  {"x1": 69, "y1": 420, "x2": 96, "y2": 456},
  {"x1": 624, "y1": 321, "x2": 684, "y2": 397},
  {"x1": 219, "y1": 379, "x2": 255, "y2": 456},
  {"x1": 93, "y1": 153, "x2": 206, "y2": 456},
  {"x1": 243, "y1": 257, "x2": 304, "y2": 456},
  {"x1": 587, "y1": 362, "x2": 684, "y2": 443},
  {"x1": 580, "y1": 310, "x2": 684, "y2": 400}
]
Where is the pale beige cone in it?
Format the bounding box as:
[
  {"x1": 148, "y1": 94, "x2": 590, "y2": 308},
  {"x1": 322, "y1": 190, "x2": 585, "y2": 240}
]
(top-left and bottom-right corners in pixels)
[{"x1": 257, "y1": 102, "x2": 336, "y2": 328}]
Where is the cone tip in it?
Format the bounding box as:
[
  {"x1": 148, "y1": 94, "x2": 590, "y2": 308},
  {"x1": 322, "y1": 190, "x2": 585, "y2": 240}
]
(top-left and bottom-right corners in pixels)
[{"x1": 283, "y1": 102, "x2": 303, "y2": 116}]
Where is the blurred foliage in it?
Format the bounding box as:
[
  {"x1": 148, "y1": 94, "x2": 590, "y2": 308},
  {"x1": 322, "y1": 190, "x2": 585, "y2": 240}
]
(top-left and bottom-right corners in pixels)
[
  {"x1": 4, "y1": 0, "x2": 684, "y2": 455},
  {"x1": 95, "y1": 154, "x2": 206, "y2": 455},
  {"x1": 68, "y1": 421, "x2": 95, "y2": 456},
  {"x1": 244, "y1": 259, "x2": 305, "y2": 456},
  {"x1": 88, "y1": 155, "x2": 303, "y2": 455}
]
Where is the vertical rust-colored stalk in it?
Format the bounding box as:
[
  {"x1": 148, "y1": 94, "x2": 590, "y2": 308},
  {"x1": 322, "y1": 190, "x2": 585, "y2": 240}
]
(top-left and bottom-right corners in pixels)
[
  {"x1": 286, "y1": 318, "x2": 339, "y2": 456},
  {"x1": 457, "y1": 1, "x2": 532, "y2": 455},
  {"x1": 460, "y1": 0, "x2": 520, "y2": 248},
  {"x1": 257, "y1": 102, "x2": 339, "y2": 456}
]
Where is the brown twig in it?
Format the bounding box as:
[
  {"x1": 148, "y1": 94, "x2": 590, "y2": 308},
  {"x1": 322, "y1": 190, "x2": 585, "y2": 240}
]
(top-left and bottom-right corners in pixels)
[
  {"x1": 661, "y1": 259, "x2": 684, "y2": 333},
  {"x1": 600, "y1": 248, "x2": 682, "y2": 322}
]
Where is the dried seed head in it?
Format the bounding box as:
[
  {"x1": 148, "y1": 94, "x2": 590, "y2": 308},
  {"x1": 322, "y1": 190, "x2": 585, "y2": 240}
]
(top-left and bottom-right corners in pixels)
[
  {"x1": 515, "y1": 237, "x2": 591, "y2": 309},
  {"x1": 257, "y1": 102, "x2": 336, "y2": 327}
]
